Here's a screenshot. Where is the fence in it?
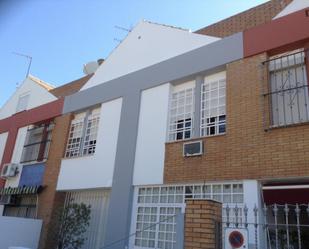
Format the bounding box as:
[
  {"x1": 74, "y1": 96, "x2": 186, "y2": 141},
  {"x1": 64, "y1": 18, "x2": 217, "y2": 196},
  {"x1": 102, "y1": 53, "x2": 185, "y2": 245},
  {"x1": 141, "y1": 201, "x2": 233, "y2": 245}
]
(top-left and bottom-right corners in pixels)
[{"x1": 224, "y1": 203, "x2": 309, "y2": 249}]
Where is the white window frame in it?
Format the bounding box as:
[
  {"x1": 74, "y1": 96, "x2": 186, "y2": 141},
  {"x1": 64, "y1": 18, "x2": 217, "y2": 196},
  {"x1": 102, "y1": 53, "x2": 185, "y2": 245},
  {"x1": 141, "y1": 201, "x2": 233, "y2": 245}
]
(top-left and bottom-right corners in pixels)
[
  {"x1": 200, "y1": 72, "x2": 226, "y2": 137},
  {"x1": 168, "y1": 83, "x2": 195, "y2": 142},
  {"x1": 65, "y1": 108, "x2": 100, "y2": 158},
  {"x1": 16, "y1": 93, "x2": 30, "y2": 113},
  {"x1": 82, "y1": 111, "x2": 100, "y2": 156}
]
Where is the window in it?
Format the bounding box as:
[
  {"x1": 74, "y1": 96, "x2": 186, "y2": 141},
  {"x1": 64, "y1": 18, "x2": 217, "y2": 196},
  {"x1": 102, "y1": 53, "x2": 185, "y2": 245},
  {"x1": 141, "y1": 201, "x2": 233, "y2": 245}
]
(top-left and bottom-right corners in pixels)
[
  {"x1": 168, "y1": 87, "x2": 194, "y2": 141},
  {"x1": 135, "y1": 207, "x2": 157, "y2": 248},
  {"x1": 201, "y1": 74, "x2": 226, "y2": 136},
  {"x1": 16, "y1": 93, "x2": 30, "y2": 113},
  {"x1": 65, "y1": 108, "x2": 100, "y2": 158},
  {"x1": 267, "y1": 49, "x2": 309, "y2": 127},
  {"x1": 133, "y1": 183, "x2": 243, "y2": 249},
  {"x1": 3, "y1": 195, "x2": 37, "y2": 219},
  {"x1": 83, "y1": 112, "x2": 100, "y2": 156},
  {"x1": 20, "y1": 123, "x2": 53, "y2": 163}
]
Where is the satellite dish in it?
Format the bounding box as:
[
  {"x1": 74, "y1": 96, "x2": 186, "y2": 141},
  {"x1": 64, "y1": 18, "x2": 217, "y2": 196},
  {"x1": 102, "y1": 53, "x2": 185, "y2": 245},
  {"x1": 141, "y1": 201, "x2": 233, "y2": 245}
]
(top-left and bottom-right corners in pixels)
[{"x1": 83, "y1": 61, "x2": 99, "y2": 75}]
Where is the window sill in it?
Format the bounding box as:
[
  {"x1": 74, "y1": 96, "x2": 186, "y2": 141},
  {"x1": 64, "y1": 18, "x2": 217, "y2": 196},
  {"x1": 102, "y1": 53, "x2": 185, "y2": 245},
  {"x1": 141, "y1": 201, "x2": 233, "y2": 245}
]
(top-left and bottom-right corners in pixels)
[
  {"x1": 62, "y1": 154, "x2": 96, "y2": 161},
  {"x1": 166, "y1": 133, "x2": 226, "y2": 145},
  {"x1": 20, "y1": 160, "x2": 47, "y2": 166},
  {"x1": 266, "y1": 121, "x2": 309, "y2": 131}
]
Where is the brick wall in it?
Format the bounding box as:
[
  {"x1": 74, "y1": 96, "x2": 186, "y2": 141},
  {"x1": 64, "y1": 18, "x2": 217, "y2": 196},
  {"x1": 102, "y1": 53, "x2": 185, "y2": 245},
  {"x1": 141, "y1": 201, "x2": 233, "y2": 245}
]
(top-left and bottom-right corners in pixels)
[
  {"x1": 37, "y1": 114, "x2": 72, "y2": 249},
  {"x1": 164, "y1": 53, "x2": 309, "y2": 183},
  {"x1": 185, "y1": 199, "x2": 222, "y2": 249},
  {"x1": 196, "y1": 0, "x2": 293, "y2": 38}
]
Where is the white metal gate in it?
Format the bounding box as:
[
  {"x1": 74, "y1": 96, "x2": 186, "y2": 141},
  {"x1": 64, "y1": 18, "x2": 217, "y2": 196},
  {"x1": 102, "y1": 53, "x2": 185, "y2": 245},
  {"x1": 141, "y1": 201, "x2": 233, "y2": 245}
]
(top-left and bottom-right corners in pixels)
[{"x1": 65, "y1": 189, "x2": 110, "y2": 249}]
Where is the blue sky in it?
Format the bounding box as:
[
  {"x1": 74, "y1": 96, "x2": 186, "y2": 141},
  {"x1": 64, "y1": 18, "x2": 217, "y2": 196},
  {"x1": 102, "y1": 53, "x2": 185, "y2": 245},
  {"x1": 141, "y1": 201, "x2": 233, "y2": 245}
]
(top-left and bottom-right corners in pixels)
[{"x1": 0, "y1": 0, "x2": 268, "y2": 106}]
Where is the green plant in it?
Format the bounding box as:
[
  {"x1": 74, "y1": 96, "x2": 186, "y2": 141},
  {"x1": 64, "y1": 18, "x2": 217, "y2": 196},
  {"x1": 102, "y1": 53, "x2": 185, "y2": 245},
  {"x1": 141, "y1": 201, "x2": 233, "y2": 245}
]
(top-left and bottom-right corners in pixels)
[{"x1": 53, "y1": 202, "x2": 91, "y2": 249}]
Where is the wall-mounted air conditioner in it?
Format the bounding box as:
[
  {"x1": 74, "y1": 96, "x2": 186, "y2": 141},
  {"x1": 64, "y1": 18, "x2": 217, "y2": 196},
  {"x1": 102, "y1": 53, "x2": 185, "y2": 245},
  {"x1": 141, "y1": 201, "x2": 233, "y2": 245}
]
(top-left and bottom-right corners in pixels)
[
  {"x1": 183, "y1": 140, "x2": 203, "y2": 157},
  {"x1": 1, "y1": 163, "x2": 19, "y2": 179},
  {"x1": 225, "y1": 228, "x2": 248, "y2": 249}
]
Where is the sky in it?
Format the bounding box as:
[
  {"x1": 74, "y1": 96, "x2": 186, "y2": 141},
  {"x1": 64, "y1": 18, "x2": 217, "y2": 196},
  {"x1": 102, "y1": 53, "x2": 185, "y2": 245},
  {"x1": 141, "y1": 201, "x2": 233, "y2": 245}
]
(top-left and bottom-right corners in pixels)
[{"x1": 0, "y1": 0, "x2": 269, "y2": 106}]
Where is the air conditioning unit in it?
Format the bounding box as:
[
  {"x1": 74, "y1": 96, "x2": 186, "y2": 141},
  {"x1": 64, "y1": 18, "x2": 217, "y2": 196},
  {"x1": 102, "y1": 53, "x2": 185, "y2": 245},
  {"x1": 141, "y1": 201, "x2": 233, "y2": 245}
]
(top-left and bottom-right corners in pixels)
[
  {"x1": 183, "y1": 140, "x2": 203, "y2": 157},
  {"x1": 1, "y1": 163, "x2": 19, "y2": 179},
  {"x1": 225, "y1": 228, "x2": 248, "y2": 249}
]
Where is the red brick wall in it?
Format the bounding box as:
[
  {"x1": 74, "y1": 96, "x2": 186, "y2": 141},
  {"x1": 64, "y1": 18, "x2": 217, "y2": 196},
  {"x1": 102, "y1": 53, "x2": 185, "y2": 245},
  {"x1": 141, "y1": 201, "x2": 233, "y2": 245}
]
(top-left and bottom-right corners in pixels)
[
  {"x1": 196, "y1": 0, "x2": 293, "y2": 38},
  {"x1": 164, "y1": 53, "x2": 309, "y2": 184}
]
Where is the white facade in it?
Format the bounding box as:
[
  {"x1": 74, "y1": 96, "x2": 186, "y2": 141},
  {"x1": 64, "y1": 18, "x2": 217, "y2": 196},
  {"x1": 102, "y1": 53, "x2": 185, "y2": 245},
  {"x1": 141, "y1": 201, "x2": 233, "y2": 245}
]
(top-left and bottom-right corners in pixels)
[
  {"x1": 57, "y1": 98, "x2": 122, "y2": 190},
  {"x1": 0, "y1": 75, "x2": 56, "y2": 120},
  {"x1": 82, "y1": 21, "x2": 220, "y2": 90},
  {"x1": 133, "y1": 83, "x2": 171, "y2": 186}
]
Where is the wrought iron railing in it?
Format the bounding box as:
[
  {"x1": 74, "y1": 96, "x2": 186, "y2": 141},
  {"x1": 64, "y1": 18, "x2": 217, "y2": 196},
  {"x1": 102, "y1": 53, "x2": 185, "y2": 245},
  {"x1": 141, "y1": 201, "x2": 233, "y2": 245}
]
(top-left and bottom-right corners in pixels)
[{"x1": 224, "y1": 203, "x2": 309, "y2": 249}]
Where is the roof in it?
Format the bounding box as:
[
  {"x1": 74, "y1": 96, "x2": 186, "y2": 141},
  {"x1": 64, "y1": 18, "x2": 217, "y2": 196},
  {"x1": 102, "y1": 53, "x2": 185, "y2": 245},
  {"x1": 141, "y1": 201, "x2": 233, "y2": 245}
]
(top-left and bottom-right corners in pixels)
[
  {"x1": 81, "y1": 20, "x2": 220, "y2": 90},
  {"x1": 142, "y1": 20, "x2": 190, "y2": 32},
  {"x1": 49, "y1": 74, "x2": 93, "y2": 98},
  {"x1": 28, "y1": 74, "x2": 55, "y2": 91}
]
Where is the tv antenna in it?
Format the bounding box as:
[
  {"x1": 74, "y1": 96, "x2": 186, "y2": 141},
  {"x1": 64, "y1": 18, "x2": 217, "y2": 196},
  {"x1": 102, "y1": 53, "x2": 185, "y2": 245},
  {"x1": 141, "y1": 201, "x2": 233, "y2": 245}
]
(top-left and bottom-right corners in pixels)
[
  {"x1": 12, "y1": 51, "x2": 32, "y2": 78},
  {"x1": 113, "y1": 25, "x2": 132, "y2": 43},
  {"x1": 114, "y1": 25, "x2": 131, "y2": 33},
  {"x1": 113, "y1": 38, "x2": 122, "y2": 43}
]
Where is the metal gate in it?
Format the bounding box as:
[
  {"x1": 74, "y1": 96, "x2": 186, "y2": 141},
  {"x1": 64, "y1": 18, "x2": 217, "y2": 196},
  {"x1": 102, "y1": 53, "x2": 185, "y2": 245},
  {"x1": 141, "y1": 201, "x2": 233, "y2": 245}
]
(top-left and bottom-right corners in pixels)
[{"x1": 223, "y1": 203, "x2": 309, "y2": 249}]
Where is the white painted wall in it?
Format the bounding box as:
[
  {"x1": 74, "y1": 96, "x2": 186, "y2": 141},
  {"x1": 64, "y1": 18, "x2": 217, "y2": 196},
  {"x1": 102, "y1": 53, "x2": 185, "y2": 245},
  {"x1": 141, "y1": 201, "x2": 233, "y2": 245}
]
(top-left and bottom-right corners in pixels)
[
  {"x1": 243, "y1": 180, "x2": 261, "y2": 249},
  {"x1": 0, "y1": 76, "x2": 56, "y2": 120},
  {"x1": 57, "y1": 98, "x2": 122, "y2": 190},
  {"x1": 82, "y1": 21, "x2": 220, "y2": 90},
  {"x1": 0, "y1": 216, "x2": 42, "y2": 249},
  {"x1": 274, "y1": 0, "x2": 309, "y2": 19},
  {"x1": 133, "y1": 84, "x2": 171, "y2": 186},
  {"x1": 0, "y1": 132, "x2": 8, "y2": 163},
  {"x1": 5, "y1": 127, "x2": 28, "y2": 188}
]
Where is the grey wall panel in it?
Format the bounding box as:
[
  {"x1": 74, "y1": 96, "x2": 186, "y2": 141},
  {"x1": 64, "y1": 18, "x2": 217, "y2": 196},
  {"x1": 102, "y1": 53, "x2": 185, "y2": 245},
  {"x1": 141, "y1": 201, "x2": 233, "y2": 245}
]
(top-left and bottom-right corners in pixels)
[{"x1": 103, "y1": 92, "x2": 141, "y2": 249}]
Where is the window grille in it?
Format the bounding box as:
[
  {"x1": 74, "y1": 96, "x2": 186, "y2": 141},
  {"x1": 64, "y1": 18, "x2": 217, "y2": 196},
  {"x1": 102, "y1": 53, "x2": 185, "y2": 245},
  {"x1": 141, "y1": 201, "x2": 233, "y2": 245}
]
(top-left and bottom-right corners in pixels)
[
  {"x1": 83, "y1": 113, "x2": 100, "y2": 156},
  {"x1": 201, "y1": 77, "x2": 226, "y2": 136},
  {"x1": 168, "y1": 88, "x2": 194, "y2": 141},
  {"x1": 265, "y1": 49, "x2": 309, "y2": 127},
  {"x1": 133, "y1": 183, "x2": 243, "y2": 249},
  {"x1": 20, "y1": 123, "x2": 53, "y2": 163},
  {"x1": 65, "y1": 108, "x2": 100, "y2": 158},
  {"x1": 65, "y1": 118, "x2": 84, "y2": 158},
  {"x1": 135, "y1": 207, "x2": 157, "y2": 248}
]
